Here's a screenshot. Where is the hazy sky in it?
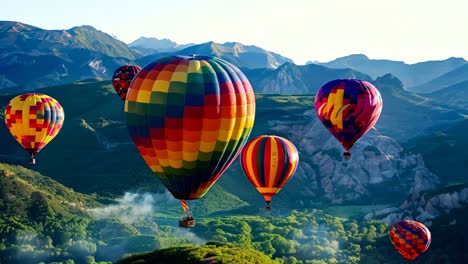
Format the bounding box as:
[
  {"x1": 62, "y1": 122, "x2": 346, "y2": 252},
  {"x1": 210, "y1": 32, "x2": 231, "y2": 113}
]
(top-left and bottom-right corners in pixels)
[{"x1": 2, "y1": 0, "x2": 467, "y2": 64}]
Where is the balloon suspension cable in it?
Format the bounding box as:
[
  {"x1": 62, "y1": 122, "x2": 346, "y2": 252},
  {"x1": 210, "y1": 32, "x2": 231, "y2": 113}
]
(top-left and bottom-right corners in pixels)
[
  {"x1": 29, "y1": 153, "x2": 36, "y2": 165},
  {"x1": 265, "y1": 201, "x2": 271, "y2": 210},
  {"x1": 343, "y1": 151, "x2": 351, "y2": 160}
]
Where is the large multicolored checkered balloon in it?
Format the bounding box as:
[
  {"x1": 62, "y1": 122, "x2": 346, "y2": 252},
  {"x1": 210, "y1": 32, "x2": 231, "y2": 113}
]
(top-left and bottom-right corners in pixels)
[
  {"x1": 240, "y1": 135, "x2": 299, "y2": 210},
  {"x1": 389, "y1": 220, "x2": 431, "y2": 261},
  {"x1": 112, "y1": 65, "x2": 141, "y2": 100},
  {"x1": 315, "y1": 79, "x2": 382, "y2": 159},
  {"x1": 4, "y1": 93, "x2": 65, "y2": 164},
  {"x1": 125, "y1": 55, "x2": 255, "y2": 201}
]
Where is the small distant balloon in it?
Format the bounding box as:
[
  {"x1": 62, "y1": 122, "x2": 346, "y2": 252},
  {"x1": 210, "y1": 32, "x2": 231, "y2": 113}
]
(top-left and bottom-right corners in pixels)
[
  {"x1": 315, "y1": 79, "x2": 382, "y2": 159},
  {"x1": 389, "y1": 220, "x2": 431, "y2": 261},
  {"x1": 112, "y1": 65, "x2": 141, "y2": 100}
]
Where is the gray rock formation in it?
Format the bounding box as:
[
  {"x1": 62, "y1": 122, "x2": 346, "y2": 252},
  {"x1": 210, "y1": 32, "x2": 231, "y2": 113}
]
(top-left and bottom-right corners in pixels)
[
  {"x1": 267, "y1": 113, "x2": 440, "y2": 206},
  {"x1": 365, "y1": 187, "x2": 468, "y2": 226}
]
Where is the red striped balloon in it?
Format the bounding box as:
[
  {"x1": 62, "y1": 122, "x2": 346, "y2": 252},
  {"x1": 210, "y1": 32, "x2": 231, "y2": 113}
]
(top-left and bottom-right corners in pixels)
[{"x1": 240, "y1": 135, "x2": 299, "y2": 209}]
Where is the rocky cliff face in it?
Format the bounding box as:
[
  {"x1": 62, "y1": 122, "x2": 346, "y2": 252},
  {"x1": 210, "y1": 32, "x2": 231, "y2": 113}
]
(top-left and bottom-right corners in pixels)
[
  {"x1": 365, "y1": 186, "x2": 468, "y2": 226},
  {"x1": 261, "y1": 107, "x2": 440, "y2": 207}
]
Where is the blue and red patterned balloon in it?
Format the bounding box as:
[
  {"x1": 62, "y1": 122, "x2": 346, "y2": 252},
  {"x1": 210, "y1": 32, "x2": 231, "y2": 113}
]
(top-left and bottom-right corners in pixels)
[
  {"x1": 315, "y1": 79, "x2": 382, "y2": 158},
  {"x1": 389, "y1": 220, "x2": 431, "y2": 261}
]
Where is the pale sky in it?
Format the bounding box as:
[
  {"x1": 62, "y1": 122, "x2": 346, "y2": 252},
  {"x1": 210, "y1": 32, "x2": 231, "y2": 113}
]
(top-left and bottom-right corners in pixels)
[{"x1": 2, "y1": 0, "x2": 467, "y2": 64}]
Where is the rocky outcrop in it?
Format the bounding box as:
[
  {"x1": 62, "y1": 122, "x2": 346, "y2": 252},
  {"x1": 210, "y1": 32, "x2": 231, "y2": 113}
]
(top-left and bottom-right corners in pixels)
[
  {"x1": 266, "y1": 111, "x2": 440, "y2": 206},
  {"x1": 364, "y1": 186, "x2": 468, "y2": 226}
]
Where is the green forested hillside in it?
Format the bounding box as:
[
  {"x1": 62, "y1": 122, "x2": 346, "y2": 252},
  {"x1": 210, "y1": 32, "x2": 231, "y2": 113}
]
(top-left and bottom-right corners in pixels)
[
  {"x1": 0, "y1": 163, "x2": 202, "y2": 263},
  {"x1": 118, "y1": 206, "x2": 468, "y2": 264},
  {"x1": 0, "y1": 163, "x2": 102, "y2": 263},
  {"x1": 1, "y1": 162, "x2": 467, "y2": 264},
  {"x1": 116, "y1": 242, "x2": 279, "y2": 264}
]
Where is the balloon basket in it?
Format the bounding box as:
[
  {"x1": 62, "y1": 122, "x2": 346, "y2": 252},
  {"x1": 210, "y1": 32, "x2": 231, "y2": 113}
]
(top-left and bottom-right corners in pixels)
[{"x1": 343, "y1": 152, "x2": 351, "y2": 160}]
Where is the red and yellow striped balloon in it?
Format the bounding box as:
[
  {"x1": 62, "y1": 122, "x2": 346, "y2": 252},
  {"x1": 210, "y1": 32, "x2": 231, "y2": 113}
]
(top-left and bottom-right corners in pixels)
[
  {"x1": 240, "y1": 135, "x2": 299, "y2": 209},
  {"x1": 4, "y1": 93, "x2": 65, "y2": 164}
]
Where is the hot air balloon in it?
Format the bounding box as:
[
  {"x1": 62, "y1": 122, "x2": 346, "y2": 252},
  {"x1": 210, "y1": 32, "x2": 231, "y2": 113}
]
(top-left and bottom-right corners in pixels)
[
  {"x1": 240, "y1": 135, "x2": 299, "y2": 210},
  {"x1": 389, "y1": 220, "x2": 431, "y2": 261},
  {"x1": 315, "y1": 79, "x2": 382, "y2": 159},
  {"x1": 4, "y1": 93, "x2": 65, "y2": 164},
  {"x1": 125, "y1": 55, "x2": 255, "y2": 226},
  {"x1": 112, "y1": 65, "x2": 141, "y2": 100}
]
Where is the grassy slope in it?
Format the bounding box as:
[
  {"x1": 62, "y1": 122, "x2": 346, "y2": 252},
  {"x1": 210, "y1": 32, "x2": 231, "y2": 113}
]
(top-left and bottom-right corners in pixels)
[
  {"x1": 116, "y1": 242, "x2": 279, "y2": 264},
  {"x1": 0, "y1": 162, "x2": 101, "y2": 220}
]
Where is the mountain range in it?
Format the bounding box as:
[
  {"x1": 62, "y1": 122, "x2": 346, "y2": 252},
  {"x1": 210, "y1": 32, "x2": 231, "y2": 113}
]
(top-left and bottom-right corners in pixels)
[
  {"x1": 1, "y1": 20, "x2": 467, "y2": 102},
  {"x1": 318, "y1": 54, "x2": 467, "y2": 90},
  {"x1": 411, "y1": 63, "x2": 468, "y2": 93},
  {"x1": 0, "y1": 21, "x2": 292, "y2": 93},
  {"x1": 0, "y1": 21, "x2": 137, "y2": 92},
  {"x1": 135, "y1": 41, "x2": 293, "y2": 71}
]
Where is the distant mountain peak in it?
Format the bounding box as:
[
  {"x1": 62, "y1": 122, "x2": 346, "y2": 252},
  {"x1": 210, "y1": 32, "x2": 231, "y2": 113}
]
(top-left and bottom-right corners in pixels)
[
  {"x1": 128, "y1": 36, "x2": 194, "y2": 53},
  {"x1": 133, "y1": 36, "x2": 173, "y2": 42},
  {"x1": 340, "y1": 54, "x2": 369, "y2": 60},
  {"x1": 163, "y1": 41, "x2": 293, "y2": 69},
  {"x1": 374, "y1": 74, "x2": 405, "y2": 93},
  {"x1": 129, "y1": 36, "x2": 178, "y2": 47},
  {"x1": 70, "y1": 25, "x2": 99, "y2": 32}
]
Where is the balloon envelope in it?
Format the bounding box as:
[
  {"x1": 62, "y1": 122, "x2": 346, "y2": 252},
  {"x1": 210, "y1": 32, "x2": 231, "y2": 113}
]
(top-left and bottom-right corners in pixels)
[
  {"x1": 389, "y1": 220, "x2": 431, "y2": 261},
  {"x1": 240, "y1": 135, "x2": 299, "y2": 208},
  {"x1": 4, "y1": 93, "x2": 64, "y2": 162},
  {"x1": 315, "y1": 79, "x2": 382, "y2": 156},
  {"x1": 125, "y1": 55, "x2": 255, "y2": 200},
  {"x1": 112, "y1": 65, "x2": 141, "y2": 100}
]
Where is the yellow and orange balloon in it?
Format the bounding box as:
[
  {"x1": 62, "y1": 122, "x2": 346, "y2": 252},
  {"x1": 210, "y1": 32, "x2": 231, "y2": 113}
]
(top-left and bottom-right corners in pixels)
[
  {"x1": 240, "y1": 135, "x2": 299, "y2": 209},
  {"x1": 4, "y1": 93, "x2": 64, "y2": 164}
]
